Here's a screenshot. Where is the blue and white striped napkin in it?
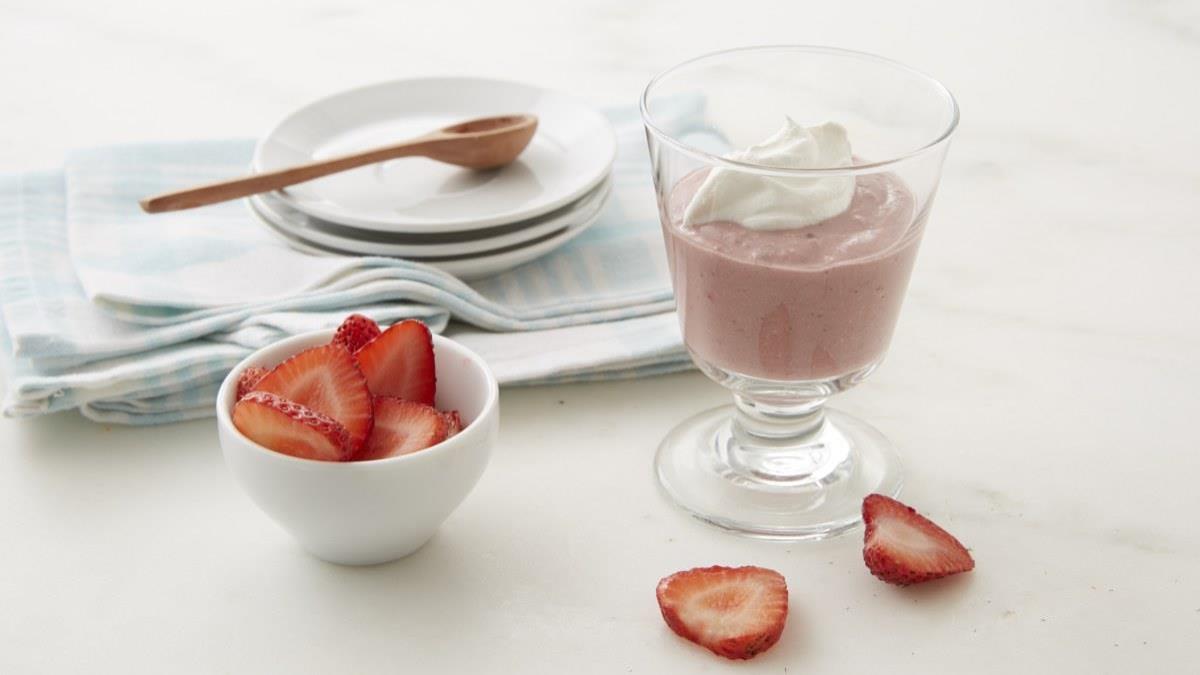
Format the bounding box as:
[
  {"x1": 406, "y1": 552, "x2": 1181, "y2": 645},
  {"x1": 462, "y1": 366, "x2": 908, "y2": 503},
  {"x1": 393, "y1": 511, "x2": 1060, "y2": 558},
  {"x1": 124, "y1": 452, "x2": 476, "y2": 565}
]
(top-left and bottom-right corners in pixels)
[{"x1": 0, "y1": 106, "x2": 695, "y2": 424}]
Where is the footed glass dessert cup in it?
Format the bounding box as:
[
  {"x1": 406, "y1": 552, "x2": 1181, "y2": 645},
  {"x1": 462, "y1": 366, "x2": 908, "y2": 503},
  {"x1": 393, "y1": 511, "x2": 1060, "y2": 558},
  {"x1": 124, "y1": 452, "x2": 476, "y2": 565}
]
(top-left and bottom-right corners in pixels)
[{"x1": 641, "y1": 46, "x2": 958, "y2": 539}]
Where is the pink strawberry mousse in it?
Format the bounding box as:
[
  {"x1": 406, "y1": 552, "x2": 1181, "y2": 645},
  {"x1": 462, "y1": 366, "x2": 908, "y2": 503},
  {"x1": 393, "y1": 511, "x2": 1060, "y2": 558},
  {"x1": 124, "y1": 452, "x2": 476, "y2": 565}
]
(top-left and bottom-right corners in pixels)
[{"x1": 662, "y1": 168, "x2": 922, "y2": 382}]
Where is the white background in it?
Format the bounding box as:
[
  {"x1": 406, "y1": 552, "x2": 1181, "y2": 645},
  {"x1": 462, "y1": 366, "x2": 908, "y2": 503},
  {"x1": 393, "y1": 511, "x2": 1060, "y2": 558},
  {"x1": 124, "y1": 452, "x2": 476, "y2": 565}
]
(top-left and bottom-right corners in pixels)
[{"x1": 2, "y1": 0, "x2": 1198, "y2": 672}]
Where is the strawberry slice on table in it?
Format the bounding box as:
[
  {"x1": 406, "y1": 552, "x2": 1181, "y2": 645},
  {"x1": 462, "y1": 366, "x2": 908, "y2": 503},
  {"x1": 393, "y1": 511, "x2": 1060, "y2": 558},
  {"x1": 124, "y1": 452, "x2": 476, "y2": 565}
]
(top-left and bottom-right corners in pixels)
[
  {"x1": 332, "y1": 313, "x2": 381, "y2": 353},
  {"x1": 232, "y1": 391, "x2": 352, "y2": 461},
  {"x1": 862, "y1": 493, "x2": 975, "y2": 586},
  {"x1": 655, "y1": 566, "x2": 788, "y2": 661},
  {"x1": 252, "y1": 344, "x2": 374, "y2": 452},
  {"x1": 357, "y1": 396, "x2": 449, "y2": 461},
  {"x1": 354, "y1": 320, "x2": 436, "y2": 405},
  {"x1": 235, "y1": 366, "x2": 269, "y2": 400}
]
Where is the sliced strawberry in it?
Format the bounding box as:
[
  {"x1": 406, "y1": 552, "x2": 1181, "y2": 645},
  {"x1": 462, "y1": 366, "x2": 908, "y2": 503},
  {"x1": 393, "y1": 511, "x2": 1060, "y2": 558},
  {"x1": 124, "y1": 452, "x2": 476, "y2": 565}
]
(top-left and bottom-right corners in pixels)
[
  {"x1": 232, "y1": 391, "x2": 352, "y2": 461},
  {"x1": 332, "y1": 313, "x2": 381, "y2": 353},
  {"x1": 235, "y1": 365, "x2": 269, "y2": 400},
  {"x1": 354, "y1": 320, "x2": 436, "y2": 405},
  {"x1": 442, "y1": 410, "x2": 464, "y2": 437},
  {"x1": 357, "y1": 396, "x2": 448, "y2": 461},
  {"x1": 862, "y1": 494, "x2": 975, "y2": 586},
  {"x1": 655, "y1": 566, "x2": 788, "y2": 660},
  {"x1": 253, "y1": 344, "x2": 373, "y2": 452}
]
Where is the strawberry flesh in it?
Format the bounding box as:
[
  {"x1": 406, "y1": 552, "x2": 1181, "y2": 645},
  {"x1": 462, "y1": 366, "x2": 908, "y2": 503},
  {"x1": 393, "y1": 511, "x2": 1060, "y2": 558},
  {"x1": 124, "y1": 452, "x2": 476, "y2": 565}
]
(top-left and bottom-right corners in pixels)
[
  {"x1": 252, "y1": 344, "x2": 374, "y2": 452},
  {"x1": 354, "y1": 320, "x2": 436, "y2": 405},
  {"x1": 332, "y1": 313, "x2": 381, "y2": 353},
  {"x1": 442, "y1": 410, "x2": 464, "y2": 436},
  {"x1": 862, "y1": 493, "x2": 975, "y2": 586},
  {"x1": 232, "y1": 391, "x2": 352, "y2": 461},
  {"x1": 357, "y1": 396, "x2": 448, "y2": 461},
  {"x1": 655, "y1": 566, "x2": 788, "y2": 660},
  {"x1": 235, "y1": 366, "x2": 269, "y2": 400}
]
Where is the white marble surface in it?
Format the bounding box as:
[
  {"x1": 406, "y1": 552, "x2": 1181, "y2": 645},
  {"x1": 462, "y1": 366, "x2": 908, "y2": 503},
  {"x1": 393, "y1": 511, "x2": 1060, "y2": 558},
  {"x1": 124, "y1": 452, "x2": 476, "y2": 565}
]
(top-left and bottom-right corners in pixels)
[{"x1": 2, "y1": 0, "x2": 1198, "y2": 672}]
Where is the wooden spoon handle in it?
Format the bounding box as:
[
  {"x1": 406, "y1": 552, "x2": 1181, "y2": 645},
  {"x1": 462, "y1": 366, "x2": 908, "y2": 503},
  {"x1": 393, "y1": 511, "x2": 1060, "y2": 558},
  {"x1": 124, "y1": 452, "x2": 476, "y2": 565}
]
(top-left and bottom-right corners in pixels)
[{"x1": 138, "y1": 139, "x2": 439, "y2": 213}]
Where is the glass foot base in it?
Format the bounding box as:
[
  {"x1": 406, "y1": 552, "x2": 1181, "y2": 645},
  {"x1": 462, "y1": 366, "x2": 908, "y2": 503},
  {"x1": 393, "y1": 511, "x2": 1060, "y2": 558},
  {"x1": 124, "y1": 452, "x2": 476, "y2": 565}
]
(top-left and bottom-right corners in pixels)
[{"x1": 655, "y1": 404, "x2": 903, "y2": 540}]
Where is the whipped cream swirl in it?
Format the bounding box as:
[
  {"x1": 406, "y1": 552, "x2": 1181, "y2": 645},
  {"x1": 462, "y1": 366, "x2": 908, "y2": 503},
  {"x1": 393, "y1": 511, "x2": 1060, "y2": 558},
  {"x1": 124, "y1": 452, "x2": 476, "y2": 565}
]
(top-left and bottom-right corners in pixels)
[{"x1": 683, "y1": 118, "x2": 855, "y2": 230}]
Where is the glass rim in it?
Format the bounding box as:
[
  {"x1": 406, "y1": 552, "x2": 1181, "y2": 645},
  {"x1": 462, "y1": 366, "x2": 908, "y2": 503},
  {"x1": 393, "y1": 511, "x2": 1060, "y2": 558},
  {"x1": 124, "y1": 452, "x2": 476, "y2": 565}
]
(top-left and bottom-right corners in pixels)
[{"x1": 639, "y1": 45, "x2": 960, "y2": 177}]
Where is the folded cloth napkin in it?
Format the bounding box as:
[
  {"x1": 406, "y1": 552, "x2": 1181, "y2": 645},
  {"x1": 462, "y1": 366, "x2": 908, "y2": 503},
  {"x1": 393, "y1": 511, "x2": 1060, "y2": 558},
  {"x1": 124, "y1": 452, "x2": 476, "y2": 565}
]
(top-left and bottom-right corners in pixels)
[{"x1": 0, "y1": 105, "x2": 695, "y2": 424}]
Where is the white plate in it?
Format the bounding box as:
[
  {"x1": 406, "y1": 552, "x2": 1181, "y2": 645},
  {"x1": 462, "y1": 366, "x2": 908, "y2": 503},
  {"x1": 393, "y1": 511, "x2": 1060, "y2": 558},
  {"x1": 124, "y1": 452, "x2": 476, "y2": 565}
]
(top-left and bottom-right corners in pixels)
[
  {"x1": 254, "y1": 77, "x2": 616, "y2": 233},
  {"x1": 249, "y1": 177, "x2": 610, "y2": 258},
  {"x1": 250, "y1": 196, "x2": 604, "y2": 281}
]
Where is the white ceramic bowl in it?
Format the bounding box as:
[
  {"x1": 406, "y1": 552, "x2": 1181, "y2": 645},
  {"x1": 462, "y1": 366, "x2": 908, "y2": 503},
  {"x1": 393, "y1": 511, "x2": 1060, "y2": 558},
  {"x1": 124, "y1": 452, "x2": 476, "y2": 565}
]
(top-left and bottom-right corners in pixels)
[{"x1": 216, "y1": 330, "x2": 499, "y2": 566}]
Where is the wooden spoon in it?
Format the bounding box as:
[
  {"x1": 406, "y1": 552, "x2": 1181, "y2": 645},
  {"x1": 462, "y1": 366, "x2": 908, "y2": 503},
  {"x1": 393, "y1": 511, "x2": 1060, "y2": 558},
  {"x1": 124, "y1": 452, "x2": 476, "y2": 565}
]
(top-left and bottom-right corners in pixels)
[{"x1": 139, "y1": 114, "x2": 539, "y2": 214}]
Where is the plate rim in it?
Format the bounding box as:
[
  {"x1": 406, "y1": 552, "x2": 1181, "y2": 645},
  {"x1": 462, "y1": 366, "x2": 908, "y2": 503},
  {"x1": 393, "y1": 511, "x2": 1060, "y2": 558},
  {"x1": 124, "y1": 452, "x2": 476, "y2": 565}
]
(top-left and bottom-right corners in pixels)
[
  {"x1": 248, "y1": 195, "x2": 605, "y2": 281},
  {"x1": 249, "y1": 177, "x2": 612, "y2": 258}
]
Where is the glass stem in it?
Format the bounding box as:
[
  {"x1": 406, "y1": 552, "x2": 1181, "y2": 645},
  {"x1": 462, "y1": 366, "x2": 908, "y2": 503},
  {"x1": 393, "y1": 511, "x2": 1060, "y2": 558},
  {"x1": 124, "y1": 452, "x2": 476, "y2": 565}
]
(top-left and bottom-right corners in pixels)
[{"x1": 722, "y1": 393, "x2": 848, "y2": 485}]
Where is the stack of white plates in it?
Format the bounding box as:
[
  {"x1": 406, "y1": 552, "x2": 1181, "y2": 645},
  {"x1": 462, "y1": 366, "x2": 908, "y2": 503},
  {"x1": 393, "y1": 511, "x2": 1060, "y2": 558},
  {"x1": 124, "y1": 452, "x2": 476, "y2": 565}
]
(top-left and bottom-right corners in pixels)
[{"x1": 248, "y1": 78, "x2": 617, "y2": 280}]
